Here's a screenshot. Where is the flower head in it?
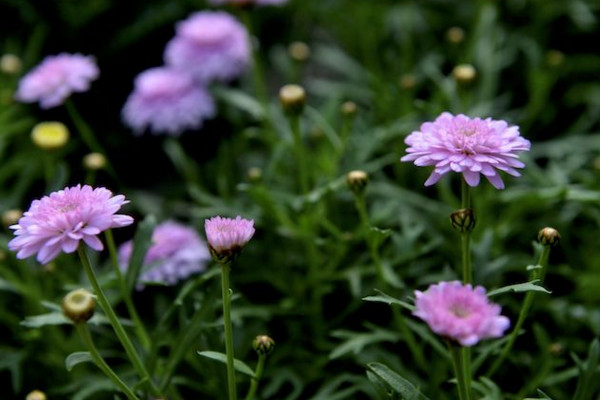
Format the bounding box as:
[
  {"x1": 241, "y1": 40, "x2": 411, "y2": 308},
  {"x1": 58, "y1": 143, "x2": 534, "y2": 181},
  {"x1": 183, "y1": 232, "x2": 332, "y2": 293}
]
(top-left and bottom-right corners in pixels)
[
  {"x1": 205, "y1": 216, "x2": 255, "y2": 264},
  {"x1": 118, "y1": 221, "x2": 210, "y2": 288},
  {"x1": 401, "y1": 112, "x2": 531, "y2": 189},
  {"x1": 122, "y1": 67, "x2": 215, "y2": 135},
  {"x1": 8, "y1": 185, "x2": 133, "y2": 264},
  {"x1": 164, "y1": 11, "x2": 251, "y2": 83},
  {"x1": 15, "y1": 53, "x2": 99, "y2": 109},
  {"x1": 31, "y1": 121, "x2": 70, "y2": 150},
  {"x1": 413, "y1": 281, "x2": 510, "y2": 347}
]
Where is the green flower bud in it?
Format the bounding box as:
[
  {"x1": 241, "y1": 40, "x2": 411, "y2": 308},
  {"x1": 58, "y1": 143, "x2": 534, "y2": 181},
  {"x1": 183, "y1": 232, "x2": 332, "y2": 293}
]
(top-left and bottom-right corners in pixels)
[
  {"x1": 2, "y1": 209, "x2": 22, "y2": 227},
  {"x1": 341, "y1": 101, "x2": 358, "y2": 118},
  {"x1": 279, "y1": 84, "x2": 306, "y2": 116},
  {"x1": 538, "y1": 227, "x2": 560, "y2": 247},
  {"x1": 253, "y1": 335, "x2": 275, "y2": 356},
  {"x1": 288, "y1": 41, "x2": 310, "y2": 62},
  {"x1": 26, "y1": 390, "x2": 47, "y2": 400},
  {"x1": 450, "y1": 208, "x2": 476, "y2": 233},
  {"x1": 83, "y1": 152, "x2": 107, "y2": 171},
  {"x1": 62, "y1": 289, "x2": 96, "y2": 324},
  {"x1": 452, "y1": 64, "x2": 477, "y2": 84},
  {"x1": 346, "y1": 170, "x2": 369, "y2": 195}
]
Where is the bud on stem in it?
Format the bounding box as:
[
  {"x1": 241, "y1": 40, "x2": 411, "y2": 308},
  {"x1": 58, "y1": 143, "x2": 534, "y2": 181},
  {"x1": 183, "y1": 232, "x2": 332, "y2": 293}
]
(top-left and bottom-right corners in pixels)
[{"x1": 450, "y1": 208, "x2": 476, "y2": 233}]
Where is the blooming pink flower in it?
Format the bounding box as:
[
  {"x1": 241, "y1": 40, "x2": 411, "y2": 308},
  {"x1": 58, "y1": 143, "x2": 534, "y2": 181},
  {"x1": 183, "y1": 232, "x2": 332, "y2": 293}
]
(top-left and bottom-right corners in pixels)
[
  {"x1": 9, "y1": 185, "x2": 133, "y2": 264},
  {"x1": 118, "y1": 221, "x2": 210, "y2": 288},
  {"x1": 205, "y1": 216, "x2": 255, "y2": 264},
  {"x1": 401, "y1": 112, "x2": 531, "y2": 189},
  {"x1": 122, "y1": 67, "x2": 215, "y2": 135},
  {"x1": 15, "y1": 53, "x2": 99, "y2": 109},
  {"x1": 208, "y1": 0, "x2": 288, "y2": 5},
  {"x1": 413, "y1": 281, "x2": 510, "y2": 347},
  {"x1": 164, "y1": 11, "x2": 251, "y2": 83}
]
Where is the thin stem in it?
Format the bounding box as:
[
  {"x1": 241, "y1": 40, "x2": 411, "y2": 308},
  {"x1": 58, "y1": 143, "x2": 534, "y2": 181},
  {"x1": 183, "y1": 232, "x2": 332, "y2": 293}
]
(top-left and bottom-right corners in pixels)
[
  {"x1": 244, "y1": 354, "x2": 266, "y2": 400},
  {"x1": 240, "y1": 11, "x2": 268, "y2": 108},
  {"x1": 77, "y1": 247, "x2": 161, "y2": 397},
  {"x1": 486, "y1": 245, "x2": 552, "y2": 377},
  {"x1": 289, "y1": 115, "x2": 310, "y2": 194},
  {"x1": 75, "y1": 323, "x2": 140, "y2": 400},
  {"x1": 104, "y1": 230, "x2": 151, "y2": 351},
  {"x1": 221, "y1": 264, "x2": 238, "y2": 400},
  {"x1": 461, "y1": 179, "x2": 472, "y2": 284},
  {"x1": 64, "y1": 99, "x2": 106, "y2": 155},
  {"x1": 448, "y1": 342, "x2": 472, "y2": 400}
]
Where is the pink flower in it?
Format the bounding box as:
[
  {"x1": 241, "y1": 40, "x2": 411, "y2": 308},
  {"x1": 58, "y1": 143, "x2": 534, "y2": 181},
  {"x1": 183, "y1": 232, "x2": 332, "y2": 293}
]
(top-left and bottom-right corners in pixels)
[
  {"x1": 413, "y1": 281, "x2": 510, "y2": 347},
  {"x1": 164, "y1": 11, "x2": 251, "y2": 83},
  {"x1": 15, "y1": 53, "x2": 99, "y2": 109},
  {"x1": 9, "y1": 185, "x2": 133, "y2": 264},
  {"x1": 208, "y1": 0, "x2": 288, "y2": 5},
  {"x1": 122, "y1": 67, "x2": 215, "y2": 135},
  {"x1": 205, "y1": 216, "x2": 255, "y2": 264},
  {"x1": 401, "y1": 112, "x2": 531, "y2": 189},
  {"x1": 118, "y1": 221, "x2": 210, "y2": 288}
]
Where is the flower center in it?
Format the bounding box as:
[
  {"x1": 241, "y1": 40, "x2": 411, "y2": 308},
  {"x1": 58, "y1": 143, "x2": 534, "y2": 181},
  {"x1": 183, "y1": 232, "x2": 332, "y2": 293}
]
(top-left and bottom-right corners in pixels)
[{"x1": 449, "y1": 305, "x2": 470, "y2": 318}]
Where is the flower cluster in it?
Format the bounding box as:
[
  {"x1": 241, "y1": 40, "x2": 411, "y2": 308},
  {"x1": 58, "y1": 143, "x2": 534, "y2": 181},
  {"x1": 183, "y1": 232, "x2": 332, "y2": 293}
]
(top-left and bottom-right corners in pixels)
[
  {"x1": 8, "y1": 185, "x2": 133, "y2": 264},
  {"x1": 118, "y1": 221, "x2": 210, "y2": 287}
]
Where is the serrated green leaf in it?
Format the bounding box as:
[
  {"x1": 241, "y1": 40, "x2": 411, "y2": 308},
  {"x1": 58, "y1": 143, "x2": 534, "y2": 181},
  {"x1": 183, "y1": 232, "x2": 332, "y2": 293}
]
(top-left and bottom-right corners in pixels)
[
  {"x1": 197, "y1": 351, "x2": 255, "y2": 377},
  {"x1": 362, "y1": 289, "x2": 415, "y2": 311},
  {"x1": 65, "y1": 352, "x2": 93, "y2": 371},
  {"x1": 487, "y1": 281, "x2": 551, "y2": 297},
  {"x1": 367, "y1": 362, "x2": 430, "y2": 400}
]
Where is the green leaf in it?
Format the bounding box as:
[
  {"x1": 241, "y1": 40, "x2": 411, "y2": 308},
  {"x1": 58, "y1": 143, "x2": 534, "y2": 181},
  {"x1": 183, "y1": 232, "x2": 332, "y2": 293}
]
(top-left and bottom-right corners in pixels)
[
  {"x1": 362, "y1": 289, "x2": 415, "y2": 311},
  {"x1": 487, "y1": 281, "x2": 551, "y2": 297},
  {"x1": 20, "y1": 312, "x2": 70, "y2": 327},
  {"x1": 213, "y1": 87, "x2": 265, "y2": 119},
  {"x1": 367, "y1": 226, "x2": 392, "y2": 249},
  {"x1": 125, "y1": 214, "x2": 157, "y2": 291},
  {"x1": 329, "y1": 328, "x2": 399, "y2": 360},
  {"x1": 65, "y1": 352, "x2": 93, "y2": 371},
  {"x1": 367, "y1": 362, "x2": 430, "y2": 400},
  {"x1": 197, "y1": 351, "x2": 255, "y2": 378},
  {"x1": 0, "y1": 277, "x2": 19, "y2": 294}
]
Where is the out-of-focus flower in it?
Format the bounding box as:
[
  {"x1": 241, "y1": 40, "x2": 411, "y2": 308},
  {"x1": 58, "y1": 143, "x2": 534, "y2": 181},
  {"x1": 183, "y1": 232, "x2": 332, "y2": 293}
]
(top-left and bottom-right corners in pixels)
[
  {"x1": 209, "y1": 0, "x2": 288, "y2": 6},
  {"x1": 26, "y1": 390, "x2": 47, "y2": 400},
  {"x1": 205, "y1": 216, "x2": 255, "y2": 264},
  {"x1": 0, "y1": 53, "x2": 22, "y2": 74},
  {"x1": 15, "y1": 53, "x2": 99, "y2": 109},
  {"x1": 164, "y1": 11, "x2": 251, "y2": 83},
  {"x1": 413, "y1": 281, "x2": 510, "y2": 347},
  {"x1": 83, "y1": 152, "x2": 107, "y2": 170},
  {"x1": 401, "y1": 112, "x2": 531, "y2": 189},
  {"x1": 122, "y1": 67, "x2": 215, "y2": 135},
  {"x1": 118, "y1": 221, "x2": 210, "y2": 287},
  {"x1": 8, "y1": 185, "x2": 133, "y2": 264},
  {"x1": 31, "y1": 121, "x2": 70, "y2": 150},
  {"x1": 452, "y1": 64, "x2": 477, "y2": 83},
  {"x1": 2, "y1": 209, "x2": 22, "y2": 227},
  {"x1": 288, "y1": 41, "x2": 310, "y2": 62}
]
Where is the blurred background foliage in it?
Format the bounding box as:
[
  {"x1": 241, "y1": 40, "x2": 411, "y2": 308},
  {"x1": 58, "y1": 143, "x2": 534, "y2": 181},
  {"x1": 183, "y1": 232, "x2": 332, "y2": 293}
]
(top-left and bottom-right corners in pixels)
[{"x1": 1, "y1": 0, "x2": 600, "y2": 399}]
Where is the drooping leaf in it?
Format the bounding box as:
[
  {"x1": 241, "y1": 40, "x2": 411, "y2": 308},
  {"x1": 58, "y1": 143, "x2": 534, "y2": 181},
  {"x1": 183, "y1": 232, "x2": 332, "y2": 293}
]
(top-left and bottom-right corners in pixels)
[
  {"x1": 362, "y1": 289, "x2": 415, "y2": 311},
  {"x1": 487, "y1": 281, "x2": 551, "y2": 297},
  {"x1": 197, "y1": 351, "x2": 255, "y2": 378},
  {"x1": 367, "y1": 362, "x2": 430, "y2": 400},
  {"x1": 65, "y1": 352, "x2": 93, "y2": 371}
]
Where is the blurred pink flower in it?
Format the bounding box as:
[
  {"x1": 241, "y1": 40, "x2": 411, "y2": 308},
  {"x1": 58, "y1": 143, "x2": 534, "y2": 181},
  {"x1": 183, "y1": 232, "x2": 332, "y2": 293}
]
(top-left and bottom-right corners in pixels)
[
  {"x1": 401, "y1": 112, "x2": 530, "y2": 189},
  {"x1": 15, "y1": 53, "x2": 99, "y2": 109},
  {"x1": 164, "y1": 11, "x2": 251, "y2": 83},
  {"x1": 9, "y1": 185, "x2": 133, "y2": 264},
  {"x1": 122, "y1": 67, "x2": 215, "y2": 135},
  {"x1": 208, "y1": 0, "x2": 288, "y2": 5},
  {"x1": 413, "y1": 281, "x2": 510, "y2": 347},
  {"x1": 118, "y1": 221, "x2": 210, "y2": 288},
  {"x1": 205, "y1": 216, "x2": 255, "y2": 263}
]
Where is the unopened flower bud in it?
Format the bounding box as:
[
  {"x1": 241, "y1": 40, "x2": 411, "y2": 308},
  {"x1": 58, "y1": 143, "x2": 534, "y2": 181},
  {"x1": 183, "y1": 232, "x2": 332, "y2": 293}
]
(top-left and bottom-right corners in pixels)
[
  {"x1": 546, "y1": 50, "x2": 565, "y2": 67},
  {"x1": 31, "y1": 122, "x2": 69, "y2": 150},
  {"x1": 83, "y1": 152, "x2": 107, "y2": 171},
  {"x1": 247, "y1": 167, "x2": 262, "y2": 182},
  {"x1": 346, "y1": 170, "x2": 369, "y2": 195},
  {"x1": 62, "y1": 288, "x2": 96, "y2": 323},
  {"x1": 446, "y1": 27, "x2": 465, "y2": 44},
  {"x1": 288, "y1": 41, "x2": 310, "y2": 62},
  {"x1": 2, "y1": 209, "x2": 22, "y2": 227},
  {"x1": 538, "y1": 227, "x2": 560, "y2": 247},
  {"x1": 279, "y1": 84, "x2": 306, "y2": 116},
  {"x1": 549, "y1": 342, "x2": 563, "y2": 355},
  {"x1": 399, "y1": 74, "x2": 417, "y2": 90},
  {"x1": 341, "y1": 101, "x2": 358, "y2": 118},
  {"x1": 253, "y1": 335, "x2": 275, "y2": 356},
  {"x1": 452, "y1": 64, "x2": 477, "y2": 83},
  {"x1": 26, "y1": 390, "x2": 47, "y2": 400},
  {"x1": 0, "y1": 54, "x2": 22, "y2": 75},
  {"x1": 450, "y1": 208, "x2": 476, "y2": 233}
]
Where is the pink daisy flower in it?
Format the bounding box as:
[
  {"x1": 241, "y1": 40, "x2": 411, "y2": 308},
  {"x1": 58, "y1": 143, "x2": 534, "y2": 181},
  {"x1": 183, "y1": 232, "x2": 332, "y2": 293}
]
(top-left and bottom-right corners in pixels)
[
  {"x1": 9, "y1": 185, "x2": 133, "y2": 264},
  {"x1": 401, "y1": 112, "x2": 531, "y2": 189},
  {"x1": 15, "y1": 53, "x2": 99, "y2": 109},
  {"x1": 205, "y1": 216, "x2": 255, "y2": 264},
  {"x1": 118, "y1": 221, "x2": 210, "y2": 288},
  {"x1": 413, "y1": 281, "x2": 510, "y2": 347},
  {"x1": 122, "y1": 67, "x2": 215, "y2": 135},
  {"x1": 164, "y1": 11, "x2": 251, "y2": 83}
]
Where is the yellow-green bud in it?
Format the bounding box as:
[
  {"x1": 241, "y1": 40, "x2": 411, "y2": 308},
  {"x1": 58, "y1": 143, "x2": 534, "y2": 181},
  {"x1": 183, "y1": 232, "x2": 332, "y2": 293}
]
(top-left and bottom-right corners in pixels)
[
  {"x1": 346, "y1": 170, "x2": 369, "y2": 195},
  {"x1": 399, "y1": 74, "x2": 417, "y2": 90},
  {"x1": 247, "y1": 166, "x2": 262, "y2": 182},
  {"x1": 446, "y1": 27, "x2": 465, "y2": 44},
  {"x1": 452, "y1": 64, "x2": 477, "y2": 84},
  {"x1": 279, "y1": 84, "x2": 306, "y2": 116},
  {"x1": 31, "y1": 122, "x2": 70, "y2": 150},
  {"x1": 546, "y1": 50, "x2": 564, "y2": 67},
  {"x1": 450, "y1": 208, "x2": 476, "y2": 233},
  {"x1": 288, "y1": 41, "x2": 310, "y2": 62},
  {"x1": 83, "y1": 152, "x2": 107, "y2": 171},
  {"x1": 62, "y1": 289, "x2": 96, "y2": 323},
  {"x1": 341, "y1": 101, "x2": 358, "y2": 118},
  {"x1": 26, "y1": 390, "x2": 47, "y2": 400},
  {"x1": 0, "y1": 54, "x2": 22, "y2": 75},
  {"x1": 252, "y1": 335, "x2": 275, "y2": 356},
  {"x1": 538, "y1": 227, "x2": 560, "y2": 247},
  {"x1": 2, "y1": 209, "x2": 22, "y2": 227}
]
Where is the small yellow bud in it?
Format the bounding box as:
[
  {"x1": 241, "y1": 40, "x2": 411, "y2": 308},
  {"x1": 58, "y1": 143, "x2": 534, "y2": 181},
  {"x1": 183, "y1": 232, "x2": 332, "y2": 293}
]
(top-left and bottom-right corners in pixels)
[
  {"x1": 446, "y1": 27, "x2": 465, "y2": 44},
  {"x1": 279, "y1": 84, "x2": 306, "y2": 116},
  {"x1": 0, "y1": 54, "x2": 22, "y2": 75},
  {"x1": 62, "y1": 289, "x2": 96, "y2": 324},
  {"x1": 452, "y1": 64, "x2": 477, "y2": 83},
  {"x1": 288, "y1": 41, "x2": 310, "y2": 62},
  {"x1": 31, "y1": 122, "x2": 70, "y2": 150},
  {"x1": 546, "y1": 50, "x2": 565, "y2": 67},
  {"x1": 2, "y1": 209, "x2": 22, "y2": 227},
  {"x1": 341, "y1": 101, "x2": 358, "y2": 117},
  {"x1": 247, "y1": 167, "x2": 262, "y2": 182},
  {"x1": 538, "y1": 227, "x2": 560, "y2": 247},
  {"x1": 252, "y1": 335, "x2": 275, "y2": 356},
  {"x1": 399, "y1": 74, "x2": 417, "y2": 90},
  {"x1": 26, "y1": 390, "x2": 47, "y2": 400},
  {"x1": 346, "y1": 170, "x2": 369, "y2": 195},
  {"x1": 83, "y1": 152, "x2": 107, "y2": 170},
  {"x1": 450, "y1": 208, "x2": 476, "y2": 233}
]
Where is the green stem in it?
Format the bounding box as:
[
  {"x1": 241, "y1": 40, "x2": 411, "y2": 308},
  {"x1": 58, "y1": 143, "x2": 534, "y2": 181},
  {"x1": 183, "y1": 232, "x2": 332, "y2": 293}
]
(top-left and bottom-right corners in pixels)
[
  {"x1": 449, "y1": 342, "x2": 472, "y2": 400},
  {"x1": 240, "y1": 11, "x2": 268, "y2": 108},
  {"x1": 244, "y1": 354, "x2": 266, "y2": 400},
  {"x1": 221, "y1": 264, "x2": 238, "y2": 400},
  {"x1": 75, "y1": 323, "x2": 140, "y2": 400},
  {"x1": 77, "y1": 247, "x2": 160, "y2": 397},
  {"x1": 486, "y1": 245, "x2": 552, "y2": 376},
  {"x1": 461, "y1": 179, "x2": 472, "y2": 284},
  {"x1": 64, "y1": 99, "x2": 106, "y2": 155},
  {"x1": 289, "y1": 115, "x2": 309, "y2": 194},
  {"x1": 104, "y1": 230, "x2": 151, "y2": 351}
]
